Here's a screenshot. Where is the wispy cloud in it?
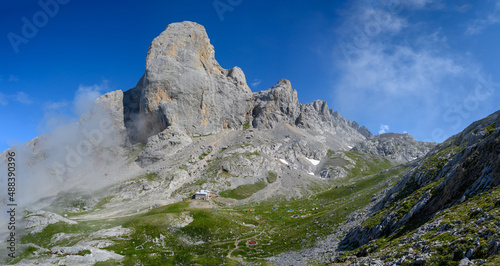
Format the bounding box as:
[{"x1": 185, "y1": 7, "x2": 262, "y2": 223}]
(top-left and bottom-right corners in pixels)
[
  {"x1": 335, "y1": 3, "x2": 408, "y2": 39},
  {"x1": 44, "y1": 101, "x2": 69, "y2": 110},
  {"x1": 465, "y1": 1, "x2": 500, "y2": 35},
  {"x1": 0, "y1": 74, "x2": 20, "y2": 82},
  {"x1": 40, "y1": 101, "x2": 72, "y2": 133},
  {"x1": 38, "y1": 82, "x2": 108, "y2": 133},
  {"x1": 74, "y1": 83, "x2": 106, "y2": 115},
  {"x1": 15, "y1": 91, "x2": 33, "y2": 105},
  {"x1": 336, "y1": 43, "x2": 465, "y2": 99},
  {"x1": 0, "y1": 91, "x2": 34, "y2": 105},
  {"x1": 251, "y1": 79, "x2": 262, "y2": 87},
  {"x1": 404, "y1": 0, "x2": 434, "y2": 9},
  {"x1": 0, "y1": 93, "x2": 7, "y2": 106},
  {"x1": 333, "y1": 0, "x2": 495, "y2": 142},
  {"x1": 379, "y1": 124, "x2": 389, "y2": 134},
  {"x1": 454, "y1": 1, "x2": 473, "y2": 13},
  {"x1": 8, "y1": 75, "x2": 19, "y2": 82}
]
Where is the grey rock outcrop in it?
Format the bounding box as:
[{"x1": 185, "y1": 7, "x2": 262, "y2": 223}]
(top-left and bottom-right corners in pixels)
[
  {"x1": 352, "y1": 133, "x2": 436, "y2": 163},
  {"x1": 320, "y1": 166, "x2": 348, "y2": 179},
  {"x1": 137, "y1": 124, "x2": 193, "y2": 166},
  {"x1": 25, "y1": 210, "x2": 78, "y2": 234},
  {"x1": 123, "y1": 22, "x2": 253, "y2": 143},
  {"x1": 252, "y1": 79, "x2": 371, "y2": 141}
]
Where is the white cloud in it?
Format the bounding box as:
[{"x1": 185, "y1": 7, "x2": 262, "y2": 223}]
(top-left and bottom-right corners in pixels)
[
  {"x1": 379, "y1": 124, "x2": 389, "y2": 134},
  {"x1": 251, "y1": 79, "x2": 262, "y2": 87},
  {"x1": 45, "y1": 101, "x2": 69, "y2": 110},
  {"x1": 404, "y1": 0, "x2": 431, "y2": 9},
  {"x1": 332, "y1": 0, "x2": 496, "y2": 142},
  {"x1": 336, "y1": 43, "x2": 466, "y2": 105},
  {"x1": 335, "y1": 38, "x2": 481, "y2": 140},
  {"x1": 405, "y1": 0, "x2": 449, "y2": 10},
  {"x1": 39, "y1": 82, "x2": 108, "y2": 133},
  {"x1": 15, "y1": 91, "x2": 33, "y2": 105},
  {"x1": 8, "y1": 75, "x2": 19, "y2": 82},
  {"x1": 465, "y1": 1, "x2": 500, "y2": 35},
  {"x1": 335, "y1": 3, "x2": 408, "y2": 41},
  {"x1": 358, "y1": 7, "x2": 408, "y2": 34},
  {"x1": 0, "y1": 92, "x2": 7, "y2": 106},
  {"x1": 74, "y1": 83, "x2": 106, "y2": 116},
  {"x1": 0, "y1": 91, "x2": 34, "y2": 105},
  {"x1": 454, "y1": 2, "x2": 473, "y2": 13}
]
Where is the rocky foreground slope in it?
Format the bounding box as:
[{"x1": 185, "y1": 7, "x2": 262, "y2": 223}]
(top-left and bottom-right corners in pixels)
[
  {"x1": 333, "y1": 110, "x2": 500, "y2": 265},
  {"x1": 5, "y1": 21, "x2": 498, "y2": 265}
]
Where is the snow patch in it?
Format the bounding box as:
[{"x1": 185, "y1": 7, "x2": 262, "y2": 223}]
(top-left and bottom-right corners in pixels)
[
  {"x1": 279, "y1": 159, "x2": 289, "y2": 165},
  {"x1": 347, "y1": 146, "x2": 352, "y2": 149},
  {"x1": 308, "y1": 172, "x2": 315, "y2": 176},
  {"x1": 306, "y1": 158, "x2": 320, "y2": 166}
]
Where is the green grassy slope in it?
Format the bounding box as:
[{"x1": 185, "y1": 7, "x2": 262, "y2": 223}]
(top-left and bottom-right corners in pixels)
[{"x1": 9, "y1": 151, "x2": 405, "y2": 265}]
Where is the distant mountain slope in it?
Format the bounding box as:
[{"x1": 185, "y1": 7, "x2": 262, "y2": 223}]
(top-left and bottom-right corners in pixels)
[{"x1": 352, "y1": 133, "x2": 436, "y2": 163}]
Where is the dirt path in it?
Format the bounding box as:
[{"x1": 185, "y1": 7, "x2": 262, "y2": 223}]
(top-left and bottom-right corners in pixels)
[{"x1": 226, "y1": 229, "x2": 266, "y2": 262}]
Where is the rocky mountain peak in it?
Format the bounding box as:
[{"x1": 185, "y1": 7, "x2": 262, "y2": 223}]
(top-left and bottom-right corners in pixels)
[
  {"x1": 254, "y1": 79, "x2": 299, "y2": 106},
  {"x1": 270, "y1": 79, "x2": 299, "y2": 103},
  {"x1": 84, "y1": 21, "x2": 378, "y2": 155},
  {"x1": 145, "y1": 21, "x2": 220, "y2": 79},
  {"x1": 122, "y1": 22, "x2": 253, "y2": 142},
  {"x1": 310, "y1": 100, "x2": 329, "y2": 116},
  {"x1": 272, "y1": 78, "x2": 292, "y2": 89},
  {"x1": 114, "y1": 22, "x2": 374, "y2": 147}
]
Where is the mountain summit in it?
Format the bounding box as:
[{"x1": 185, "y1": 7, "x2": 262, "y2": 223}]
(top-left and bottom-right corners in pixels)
[
  {"x1": 123, "y1": 22, "x2": 253, "y2": 142},
  {"x1": 89, "y1": 21, "x2": 381, "y2": 168}
]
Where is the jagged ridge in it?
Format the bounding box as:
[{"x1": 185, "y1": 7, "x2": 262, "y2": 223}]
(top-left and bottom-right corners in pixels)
[{"x1": 100, "y1": 22, "x2": 371, "y2": 146}]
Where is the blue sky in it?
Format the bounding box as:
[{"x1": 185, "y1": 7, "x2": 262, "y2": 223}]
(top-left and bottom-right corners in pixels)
[{"x1": 1, "y1": 0, "x2": 499, "y2": 152}]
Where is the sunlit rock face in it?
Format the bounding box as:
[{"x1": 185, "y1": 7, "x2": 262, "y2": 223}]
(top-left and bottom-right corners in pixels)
[{"x1": 123, "y1": 21, "x2": 253, "y2": 143}]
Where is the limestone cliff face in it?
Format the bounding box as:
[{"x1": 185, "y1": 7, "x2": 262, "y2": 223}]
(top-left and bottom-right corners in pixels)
[{"x1": 123, "y1": 22, "x2": 253, "y2": 142}]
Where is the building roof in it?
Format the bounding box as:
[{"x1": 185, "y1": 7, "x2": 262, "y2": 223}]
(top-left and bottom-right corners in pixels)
[{"x1": 195, "y1": 189, "x2": 210, "y2": 195}]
